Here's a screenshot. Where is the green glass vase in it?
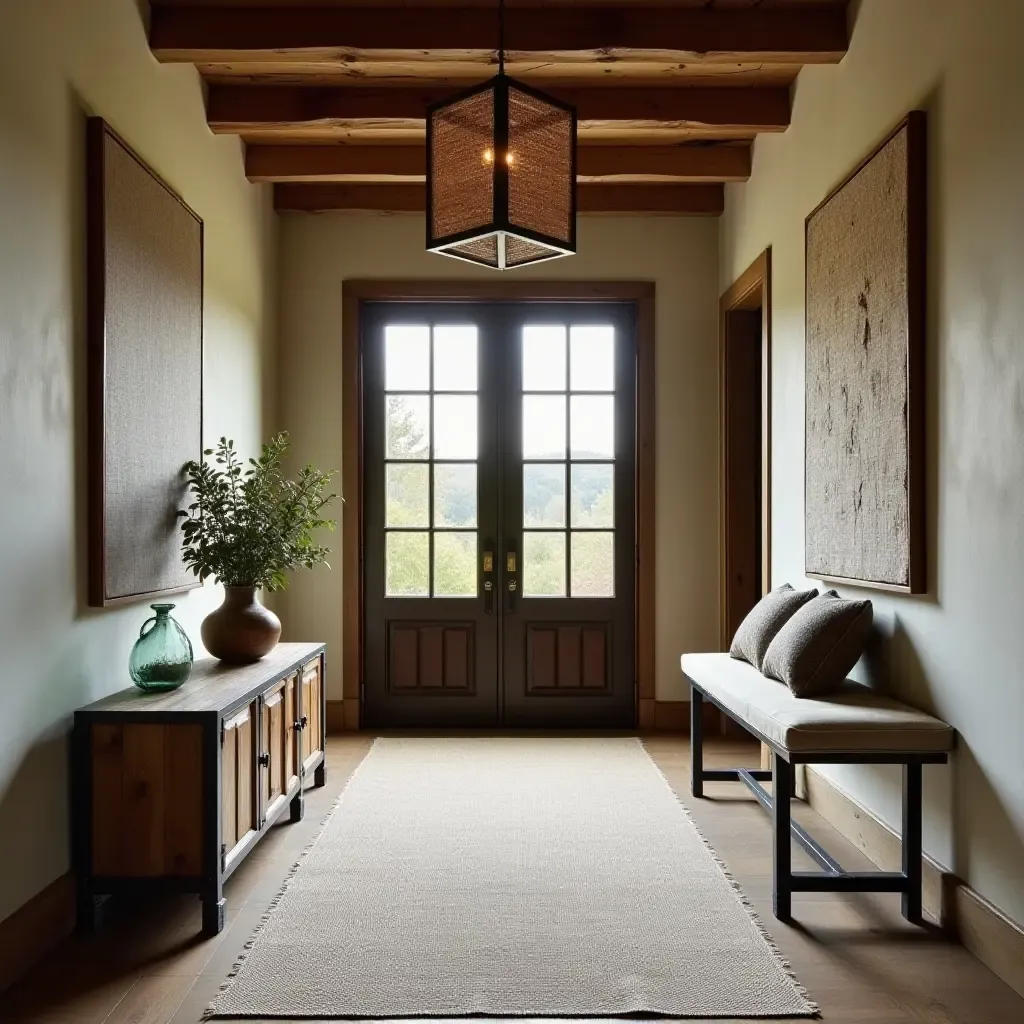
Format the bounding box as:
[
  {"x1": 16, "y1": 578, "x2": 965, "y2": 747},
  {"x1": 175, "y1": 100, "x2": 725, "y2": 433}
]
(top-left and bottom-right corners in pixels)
[{"x1": 129, "y1": 604, "x2": 194, "y2": 692}]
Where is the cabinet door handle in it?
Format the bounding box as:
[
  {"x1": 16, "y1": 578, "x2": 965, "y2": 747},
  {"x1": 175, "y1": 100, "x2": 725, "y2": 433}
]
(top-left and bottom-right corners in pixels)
[
  {"x1": 293, "y1": 716, "x2": 308, "y2": 731},
  {"x1": 258, "y1": 752, "x2": 270, "y2": 767}
]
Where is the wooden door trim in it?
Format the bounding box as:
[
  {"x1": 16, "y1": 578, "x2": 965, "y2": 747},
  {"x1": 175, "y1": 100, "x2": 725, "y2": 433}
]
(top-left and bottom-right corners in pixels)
[
  {"x1": 719, "y1": 249, "x2": 772, "y2": 651},
  {"x1": 340, "y1": 280, "x2": 656, "y2": 731}
]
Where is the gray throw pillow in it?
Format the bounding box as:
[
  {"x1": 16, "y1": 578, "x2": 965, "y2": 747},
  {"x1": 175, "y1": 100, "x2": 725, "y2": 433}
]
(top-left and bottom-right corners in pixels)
[
  {"x1": 761, "y1": 591, "x2": 873, "y2": 697},
  {"x1": 729, "y1": 584, "x2": 818, "y2": 671}
]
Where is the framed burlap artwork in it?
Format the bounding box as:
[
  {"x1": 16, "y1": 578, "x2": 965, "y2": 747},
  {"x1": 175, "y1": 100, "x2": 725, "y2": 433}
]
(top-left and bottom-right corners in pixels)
[
  {"x1": 87, "y1": 118, "x2": 203, "y2": 607},
  {"x1": 805, "y1": 111, "x2": 926, "y2": 593}
]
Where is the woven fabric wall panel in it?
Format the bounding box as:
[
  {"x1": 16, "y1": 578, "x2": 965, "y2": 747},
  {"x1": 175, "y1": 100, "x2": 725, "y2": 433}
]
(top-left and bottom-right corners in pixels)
[{"x1": 89, "y1": 121, "x2": 202, "y2": 605}]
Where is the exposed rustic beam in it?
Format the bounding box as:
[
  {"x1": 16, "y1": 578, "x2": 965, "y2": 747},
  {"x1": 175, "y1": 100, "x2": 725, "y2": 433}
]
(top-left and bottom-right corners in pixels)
[
  {"x1": 246, "y1": 143, "x2": 750, "y2": 183},
  {"x1": 210, "y1": 86, "x2": 790, "y2": 135},
  {"x1": 273, "y1": 183, "x2": 725, "y2": 215},
  {"x1": 151, "y1": 6, "x2": 847, "y2": 65}
]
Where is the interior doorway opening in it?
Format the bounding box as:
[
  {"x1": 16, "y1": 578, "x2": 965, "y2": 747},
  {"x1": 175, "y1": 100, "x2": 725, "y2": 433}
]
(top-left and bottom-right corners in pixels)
[{"x1": 720, "y1": 250, "x2": 772, "y2": 650}]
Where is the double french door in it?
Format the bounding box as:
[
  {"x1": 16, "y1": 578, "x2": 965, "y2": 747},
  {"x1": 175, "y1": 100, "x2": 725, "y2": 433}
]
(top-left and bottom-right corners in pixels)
[{"x1": 362, "y1": 302, "x2": 636, "y2": 728}]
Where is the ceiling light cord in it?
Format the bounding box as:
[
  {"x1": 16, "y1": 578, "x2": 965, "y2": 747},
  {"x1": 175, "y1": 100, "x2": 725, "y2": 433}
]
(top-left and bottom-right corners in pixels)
[{"x1": 498, "y1": 0, "x2": 505, "y2": 77}]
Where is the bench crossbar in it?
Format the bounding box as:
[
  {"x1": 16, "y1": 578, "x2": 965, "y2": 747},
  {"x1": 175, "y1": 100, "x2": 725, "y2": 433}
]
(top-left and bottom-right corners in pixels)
[{"x1": 688, "y1": 686, "x2": 929, "y2": 924}]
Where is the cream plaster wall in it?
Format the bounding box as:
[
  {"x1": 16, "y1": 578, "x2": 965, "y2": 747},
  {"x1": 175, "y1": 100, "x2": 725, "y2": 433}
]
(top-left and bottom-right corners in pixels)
[
  {"x1": 276, "y1": 213, "x2": 720, "y2": 707},
  {"x1": 0, "y1": 1, "x2": 277, "y2": 924},
  {"x1": 720, "y1": 0, "x2": 1024, "y2": 925}
]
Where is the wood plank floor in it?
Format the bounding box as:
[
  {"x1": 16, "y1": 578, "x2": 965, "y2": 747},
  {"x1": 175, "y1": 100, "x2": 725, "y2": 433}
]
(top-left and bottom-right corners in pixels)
[{"x1": 4, "y1": 734, "x2": 1022, "y2": 1023}]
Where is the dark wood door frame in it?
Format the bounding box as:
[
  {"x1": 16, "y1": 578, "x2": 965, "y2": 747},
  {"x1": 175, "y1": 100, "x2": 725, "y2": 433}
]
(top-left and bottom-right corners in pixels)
[
  {"x1": 339, "y1": 280, "x2": 656, "y2": 731},
  {"x1": 719, "y1": 249, "x2": 772, "y2": 650}
]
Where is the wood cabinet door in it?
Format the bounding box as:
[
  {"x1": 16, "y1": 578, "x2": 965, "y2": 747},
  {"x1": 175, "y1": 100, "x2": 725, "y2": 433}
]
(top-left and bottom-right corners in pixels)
[
  {"x1": 222, "y1": 702, "x2": 257, "y2": 866},
  {"x1": 284, "y1": 671, "x2": 300, "y2": 793},
  {"x1": 260, "y1": 680, "x2": 287, "y2": 823},
  {"x1": 301, "y1": 658, "x2": 323, "y2": 772}
]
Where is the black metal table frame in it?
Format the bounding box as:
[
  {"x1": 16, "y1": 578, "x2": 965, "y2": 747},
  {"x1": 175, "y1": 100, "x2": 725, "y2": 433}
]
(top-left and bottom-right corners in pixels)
[{"x1": 688, "y1": 680, "x2": 948, "y2": 923}]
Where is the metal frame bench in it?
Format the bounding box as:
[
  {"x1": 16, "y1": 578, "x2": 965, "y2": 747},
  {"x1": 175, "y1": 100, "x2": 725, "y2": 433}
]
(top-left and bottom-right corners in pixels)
[{"x1": 683, "y1": 653, "x2": 953, "y2": 923}]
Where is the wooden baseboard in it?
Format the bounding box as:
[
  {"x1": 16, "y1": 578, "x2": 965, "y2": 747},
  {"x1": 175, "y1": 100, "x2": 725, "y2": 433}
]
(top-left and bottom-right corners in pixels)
[
  {"x1": 326, "y1": 698, "x2": 361, "y2": 733},
  {"x1": 804, "y1": 767, "x2": 1024, "y2": 998},
  {"x1": 0, "y1": 872, "x2": 75, "y2": 993},
  {"x1": 952, "y1": 883, "x2": 1024, "y2": 1000}
]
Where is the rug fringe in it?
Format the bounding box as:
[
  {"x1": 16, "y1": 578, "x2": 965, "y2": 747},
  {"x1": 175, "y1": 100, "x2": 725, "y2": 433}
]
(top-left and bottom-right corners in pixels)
[
  {"x1": 639, "y1": 739, "x2": 821, "y2": 1019},
  {"x1": 203, "y1": 738, "x2": 381, "y2": 1021}
]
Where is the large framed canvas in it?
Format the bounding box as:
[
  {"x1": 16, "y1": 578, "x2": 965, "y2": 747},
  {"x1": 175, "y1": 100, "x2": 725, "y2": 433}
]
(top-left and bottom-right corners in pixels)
[
  {"x1": 805, "y1": 111, "x2": 926, "y2": 594},
  {"x1": 87, "y1": 118, "x2": 203, "y2": 607}
]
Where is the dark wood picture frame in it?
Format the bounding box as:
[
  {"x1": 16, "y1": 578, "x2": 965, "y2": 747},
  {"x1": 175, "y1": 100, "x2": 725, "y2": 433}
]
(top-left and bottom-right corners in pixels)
[
  {"x1": 804, "y1": 111, "x2": 926, "y2": 594},
  {"x1": 87, "y1": 118, "x2": 204, "y2": 607},
  {"x1": 339, "y1": 281, "x2": 655, "y2": 731}
]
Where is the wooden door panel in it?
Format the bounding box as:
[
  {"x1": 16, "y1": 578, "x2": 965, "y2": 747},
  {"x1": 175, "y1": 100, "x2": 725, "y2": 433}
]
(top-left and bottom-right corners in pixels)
[
  {"x1": 90, "y1": 722, "x2": 203, "y2": 878},
  {"x1": 387, "y1": 623, "x2": 474, "y2": 692},
  {"x1": 301, "y1": 658, "x2": 322, "y2": 771},
  {"x1": 503, "y1": 306, "x2": 637, "y2": 727},
  {"x1": 261, "y1": 681, "x2": 287, "y2": 821},
  {"x1": 526, "y1": 624, "x2": 609, "y2": 692},
  {"x1": 284, "y1": 672, "x2": 299, "y2": 791},
  {"x1": 223, "y1": 702, "x2": 257, "y2": 866}
]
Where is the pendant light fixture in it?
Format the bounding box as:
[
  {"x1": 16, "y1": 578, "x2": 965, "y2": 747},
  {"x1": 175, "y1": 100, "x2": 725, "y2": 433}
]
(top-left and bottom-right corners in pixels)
[{"x1": 426, "y1": 0, "x2": 577, "y2": 269}]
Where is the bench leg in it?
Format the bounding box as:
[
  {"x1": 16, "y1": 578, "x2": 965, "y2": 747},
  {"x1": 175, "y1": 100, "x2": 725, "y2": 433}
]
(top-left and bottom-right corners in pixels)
[
  {"x1": 901, "y1": 762, "x2": 923, "y2": 922},
  {"x1": 772, "y1": 753, "x2": 793, "y2": 921},
  {"x1": 690, "y1": 690, "x2": 704, "y2": 798}
]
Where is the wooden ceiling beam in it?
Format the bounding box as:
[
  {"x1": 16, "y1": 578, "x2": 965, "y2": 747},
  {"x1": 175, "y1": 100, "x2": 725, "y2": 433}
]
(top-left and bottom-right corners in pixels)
[
  {"x1": 151, "y1": 6, "x2": 848, "y2": 65},
  {"x1": 273, "y1": 182, "x2": 725, "y2": 215},
  {"x1": 246, "y1": 143, "x2": 751, "y2": 183},
  {"x1": 210, "y1": 86, "x2": 790, "y2": 135}
]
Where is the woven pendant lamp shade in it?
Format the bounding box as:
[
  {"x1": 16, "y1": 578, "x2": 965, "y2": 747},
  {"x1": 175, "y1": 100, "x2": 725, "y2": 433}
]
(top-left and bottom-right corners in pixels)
[{"x1": 427, "y1": 76, "x2": 577, "y2": 269}]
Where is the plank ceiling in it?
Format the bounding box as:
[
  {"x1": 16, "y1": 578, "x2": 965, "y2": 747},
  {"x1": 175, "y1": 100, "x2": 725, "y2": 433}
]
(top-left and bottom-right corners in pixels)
[{"x1": 149, "y1": 0, "x2": 850, "y2": 214}]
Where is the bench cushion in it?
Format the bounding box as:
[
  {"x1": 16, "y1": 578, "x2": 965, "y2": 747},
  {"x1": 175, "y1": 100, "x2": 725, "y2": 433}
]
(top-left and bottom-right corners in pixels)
[{"x1": 681, "y1": 652, "x2": 954, "y2": 754}]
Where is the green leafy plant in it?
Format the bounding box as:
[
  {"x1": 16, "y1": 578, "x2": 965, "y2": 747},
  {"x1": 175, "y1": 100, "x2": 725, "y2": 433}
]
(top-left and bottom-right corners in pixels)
[{"x1": 178, "y1": 433, "x2": 338, "y2": 592}]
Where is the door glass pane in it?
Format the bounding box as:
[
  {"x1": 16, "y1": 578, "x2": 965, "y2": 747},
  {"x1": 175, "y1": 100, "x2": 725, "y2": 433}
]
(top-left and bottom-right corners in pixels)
[
  {"x1": 386, "y1": 464, "x2": 429, "y2": 527},
  {"x1": 386, "y1": 531, "x2": 429, "y2": 596},
  {"x1": 434, "y1": 532, "x2": 477, "y2": 597},
  {"x1": 434, "y1": 395, "x2": 477, "y2": 459},
  {"x1": 435, "y1": 464, "x2": 477, "y2": 527},
  {"x1": 385, "y1": 325, "x2": 430, "y2": 391},
  {"x1": 523, "y1": 532, "x2": 566, "y2": 597},
  {"x1": 523, "y1": 464, "x2": 565, "y2": 527},
  {"x1": 570, "y1": 325, "x2": 615, "y2": 391},
  {"x1": 570, "y1": 395, "x2": 614, "y2": 459},
  {"x1": 386, "y1": 395, "x2": 430, "y2": 459},
  {"x1": 434, "y1": 325, "x2": 477, "y2": 391},
  {"x1": 522, "y1": 395, "x2": 566, "y2": 460},
  {"x1": 522, "y1": 325, "x2": 566, "y2": 391},
  {"x1": 571, "y1": 463, "x2": 614, "y2": 528},
  {"x1": 571, "y1": 532, "x2": 614, "y2": 597}
]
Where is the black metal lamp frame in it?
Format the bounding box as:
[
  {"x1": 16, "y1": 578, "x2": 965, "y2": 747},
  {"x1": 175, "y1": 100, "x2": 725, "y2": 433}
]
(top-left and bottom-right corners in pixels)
[{"x1": 425, "y1": 74, "x2": 578, "y2": 269}]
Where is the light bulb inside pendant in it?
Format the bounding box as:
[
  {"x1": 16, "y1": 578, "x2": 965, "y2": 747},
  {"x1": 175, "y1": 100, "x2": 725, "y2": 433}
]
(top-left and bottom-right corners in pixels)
[{"x1": 482, "y1": 148, "x2": 514, "y2": 166}]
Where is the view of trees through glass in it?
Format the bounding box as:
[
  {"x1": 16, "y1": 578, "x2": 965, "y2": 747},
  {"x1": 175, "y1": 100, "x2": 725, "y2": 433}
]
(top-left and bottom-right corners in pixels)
[{"x1": 383, "y1": 323, "x2": 616, "y2": 599}]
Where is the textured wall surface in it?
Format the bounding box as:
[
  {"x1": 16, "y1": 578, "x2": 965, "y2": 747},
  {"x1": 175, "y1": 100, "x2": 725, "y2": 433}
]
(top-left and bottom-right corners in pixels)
[
  {"x1": 0, "y1": 0, "x2": 277, "y2": 925},
  {"x1": 805, "y1": 126, "x2": 911, "y2": 587},
  {"x1": 720, "y1": 0, "x2": 1024, "y2": 926},
  {"x1": 276, "y1": 214, "x2": 721, "y2": 705}
]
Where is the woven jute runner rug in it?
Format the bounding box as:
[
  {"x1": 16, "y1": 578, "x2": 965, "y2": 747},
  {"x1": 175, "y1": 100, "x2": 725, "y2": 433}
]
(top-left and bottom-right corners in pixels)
[{"x1": 208, "y1": 737, "x2": 816, "y2": 1019}]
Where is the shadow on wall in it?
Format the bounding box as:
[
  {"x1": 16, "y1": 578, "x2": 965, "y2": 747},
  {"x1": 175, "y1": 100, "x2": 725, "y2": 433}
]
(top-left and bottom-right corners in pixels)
[{"x1": 858, "y1": 612, "x2": 1023, "y2": 904}]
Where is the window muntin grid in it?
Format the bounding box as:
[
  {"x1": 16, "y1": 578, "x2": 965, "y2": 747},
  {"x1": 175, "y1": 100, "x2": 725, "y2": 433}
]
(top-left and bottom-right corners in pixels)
[
  {"x1": 521, "y1": 324, "x2": 615, "y2": 599},
  {"x1": 384, "y1": 324, "x2": 479, "y2": 598}
]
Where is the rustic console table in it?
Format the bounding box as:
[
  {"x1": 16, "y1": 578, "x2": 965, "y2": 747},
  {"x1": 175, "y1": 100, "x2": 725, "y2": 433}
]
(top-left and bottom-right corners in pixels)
[{"x1": 73, "y1": 642, "x2": 326, "y2": 935}]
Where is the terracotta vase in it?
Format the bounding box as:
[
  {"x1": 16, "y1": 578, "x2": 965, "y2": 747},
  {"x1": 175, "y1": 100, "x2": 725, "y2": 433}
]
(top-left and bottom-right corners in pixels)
[{"x1": 201, "y1": 586, "x2": 281, "y2": 664}]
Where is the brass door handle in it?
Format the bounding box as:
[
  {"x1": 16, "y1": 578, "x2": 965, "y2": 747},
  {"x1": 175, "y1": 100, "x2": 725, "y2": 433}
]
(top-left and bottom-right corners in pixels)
[
  {"x1": 483, "y1": 544, "x2": 495, "y2": 615},
  {"x1": 506, "y1": 544, "x2": 518, "y2": 613}
]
